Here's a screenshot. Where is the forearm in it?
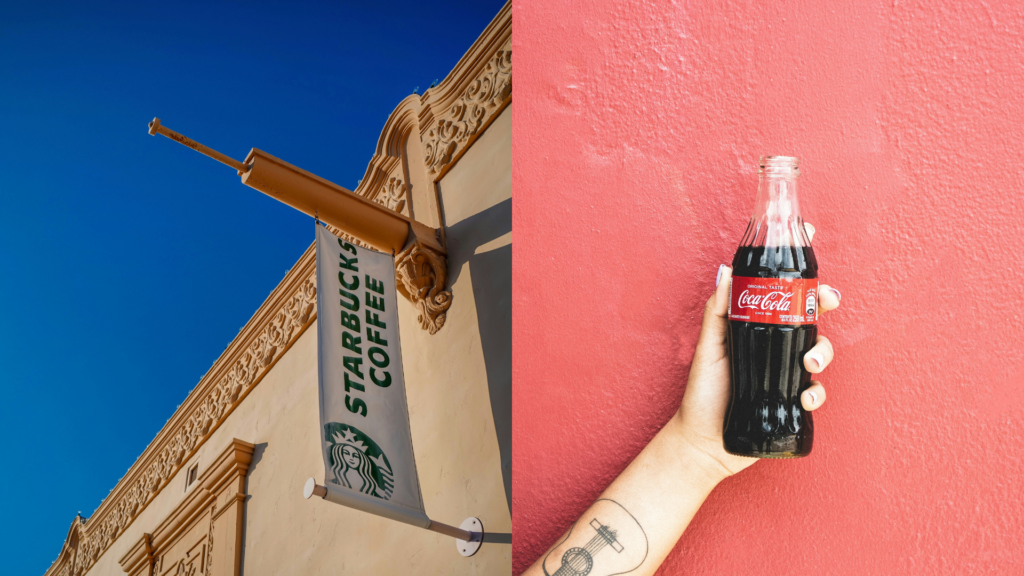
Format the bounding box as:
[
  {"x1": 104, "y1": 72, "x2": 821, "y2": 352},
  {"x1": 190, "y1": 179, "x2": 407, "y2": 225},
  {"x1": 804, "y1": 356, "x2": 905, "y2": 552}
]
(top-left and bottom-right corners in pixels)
[{"x1": 523, "y1": 414, "x2": 727, "y2": 576}]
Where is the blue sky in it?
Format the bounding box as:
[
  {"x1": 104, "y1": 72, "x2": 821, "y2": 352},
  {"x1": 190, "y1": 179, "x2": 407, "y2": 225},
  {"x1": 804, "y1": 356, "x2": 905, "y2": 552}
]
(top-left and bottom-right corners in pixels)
[{"x1": 0, "y1": 1, "x2": 506, "y2": 572}]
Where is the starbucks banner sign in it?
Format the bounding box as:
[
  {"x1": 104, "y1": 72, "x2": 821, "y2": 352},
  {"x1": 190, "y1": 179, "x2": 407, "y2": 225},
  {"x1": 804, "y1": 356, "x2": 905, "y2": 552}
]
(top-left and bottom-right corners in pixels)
[{"x1": 315, "y1": 225, "x2": 429, "y2": 528}]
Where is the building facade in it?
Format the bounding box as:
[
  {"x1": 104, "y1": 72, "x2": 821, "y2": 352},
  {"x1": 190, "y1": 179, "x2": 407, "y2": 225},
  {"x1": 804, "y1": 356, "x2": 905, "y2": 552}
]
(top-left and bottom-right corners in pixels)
[{"x1": 44, "y1": 4, "x2": 511, "y2": 575}]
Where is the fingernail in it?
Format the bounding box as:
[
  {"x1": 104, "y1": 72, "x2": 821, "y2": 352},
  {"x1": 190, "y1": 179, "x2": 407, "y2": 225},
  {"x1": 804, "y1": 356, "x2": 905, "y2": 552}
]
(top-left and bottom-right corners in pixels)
[
  {"x1": 807, "y1": 351, "x2": 824, "y2": 370},
  {"x1": 716, "y1": 264, "x2": 726, "y2": 287},
  {"x1": 807, "y1": 390, "x2": 818, "y2": 406},
  {"x1": 830, "y1": 287, "x2": 842, "y2": 302}
]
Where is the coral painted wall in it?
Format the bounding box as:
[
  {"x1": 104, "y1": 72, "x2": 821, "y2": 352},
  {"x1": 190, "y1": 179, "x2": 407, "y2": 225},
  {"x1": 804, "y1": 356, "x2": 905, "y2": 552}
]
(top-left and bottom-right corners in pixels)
[{"x1": 512, "y1": 1, "x2": 1024, "y2": 574}]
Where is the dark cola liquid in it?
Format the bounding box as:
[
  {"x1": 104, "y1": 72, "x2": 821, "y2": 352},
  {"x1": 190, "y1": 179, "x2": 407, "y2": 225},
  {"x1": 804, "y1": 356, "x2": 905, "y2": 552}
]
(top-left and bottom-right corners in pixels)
[{"x1": 724, "y1": 245, "x2": 818, "y2": 458}]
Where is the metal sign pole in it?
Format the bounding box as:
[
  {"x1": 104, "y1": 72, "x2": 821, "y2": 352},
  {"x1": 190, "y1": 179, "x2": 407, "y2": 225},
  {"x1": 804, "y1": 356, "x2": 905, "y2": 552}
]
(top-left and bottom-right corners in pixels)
[
  {"x1": 148, "y1": 118, "x2": 249, "y2": 174},
  {"x1": 147, "y1": 117, "x2": 445, "y2": 255},
  {"x1": 303, "y1": 478, "x2": 484, "y2": 557}
]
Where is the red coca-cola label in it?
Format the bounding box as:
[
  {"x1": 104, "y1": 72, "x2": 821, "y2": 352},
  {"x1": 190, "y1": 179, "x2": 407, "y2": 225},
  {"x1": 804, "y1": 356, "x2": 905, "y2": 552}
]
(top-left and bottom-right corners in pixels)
[{"x1": 728, "y1": 276, "x2": 818, "y2": 325}]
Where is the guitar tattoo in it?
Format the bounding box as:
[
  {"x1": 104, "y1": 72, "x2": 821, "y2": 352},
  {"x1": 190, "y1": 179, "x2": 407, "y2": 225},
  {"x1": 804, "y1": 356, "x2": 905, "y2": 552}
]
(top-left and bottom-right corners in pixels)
[{"x1": 542, "y1": 499, "x2": 648, "y2": 576}]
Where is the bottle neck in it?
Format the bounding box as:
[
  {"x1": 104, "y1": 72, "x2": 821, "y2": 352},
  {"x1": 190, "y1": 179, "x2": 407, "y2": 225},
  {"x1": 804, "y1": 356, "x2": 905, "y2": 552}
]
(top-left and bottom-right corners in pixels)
[{"x1": 739, "y1": 172, "x2": 810, "y2": 248}]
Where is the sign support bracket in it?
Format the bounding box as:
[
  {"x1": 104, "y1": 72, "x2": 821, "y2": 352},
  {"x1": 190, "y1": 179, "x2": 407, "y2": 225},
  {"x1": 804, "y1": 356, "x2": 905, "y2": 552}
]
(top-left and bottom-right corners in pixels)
[{"x1": 304, "y1": 478, "x2": 484, "y2": 557}]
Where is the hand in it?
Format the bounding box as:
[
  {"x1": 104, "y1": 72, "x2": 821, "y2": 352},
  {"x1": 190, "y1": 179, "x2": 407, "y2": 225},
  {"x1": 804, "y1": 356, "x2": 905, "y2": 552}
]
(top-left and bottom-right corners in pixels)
[{"x1": 675, "y1": 265, "x2": 842, "y2": 480}]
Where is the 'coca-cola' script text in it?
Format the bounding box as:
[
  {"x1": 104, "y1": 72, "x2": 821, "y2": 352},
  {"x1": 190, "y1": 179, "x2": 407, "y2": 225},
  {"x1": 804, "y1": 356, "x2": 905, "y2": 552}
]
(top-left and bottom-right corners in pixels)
[
  {"x1": 729, "y1": 276, "x2": 818, "y2": 326},
  {"x1": 736, "y1": 290, "x2": 794, "y2": 312}
]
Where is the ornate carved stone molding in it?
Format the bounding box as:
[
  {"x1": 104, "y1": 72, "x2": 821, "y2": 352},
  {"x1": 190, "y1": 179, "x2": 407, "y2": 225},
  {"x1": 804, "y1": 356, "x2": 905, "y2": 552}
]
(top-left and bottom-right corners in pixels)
[
  {"x1": 374, "y1": 176, "x2": 408, "y2": 215},
  {"x1": 421, "y1": 42, "x2": 511, "y2": 178},
  {"x1": 351, "y1": 106, "x2": 416, "y2": 216},
  {"x1": 417, "y1": 2, "x2": 511, "y2": 181},
  {"x1": 396, "y1": 241, "x2": 453, "y2": 335},
  {"x1": 324, "y1": 223, "x2": 372, "y2": 250},
  {"x1": 47, "y1": 517, "x2": 84, "y2": 576},
  {"x1": 44, "y1": 251, "x2": 316, "y2": 576}
]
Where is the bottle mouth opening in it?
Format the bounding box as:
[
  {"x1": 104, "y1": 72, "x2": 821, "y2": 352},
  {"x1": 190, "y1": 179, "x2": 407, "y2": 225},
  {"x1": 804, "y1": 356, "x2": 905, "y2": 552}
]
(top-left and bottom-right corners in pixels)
[{"x1": 759, "y1": 155, "x2": 800, "y2": 176}]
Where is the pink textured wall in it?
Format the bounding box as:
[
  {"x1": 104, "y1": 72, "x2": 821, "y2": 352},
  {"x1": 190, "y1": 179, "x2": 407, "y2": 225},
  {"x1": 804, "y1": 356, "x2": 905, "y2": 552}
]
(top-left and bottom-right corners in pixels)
[{"x1": 512, "y1": 1, "x2": 1024, "y2": 574}]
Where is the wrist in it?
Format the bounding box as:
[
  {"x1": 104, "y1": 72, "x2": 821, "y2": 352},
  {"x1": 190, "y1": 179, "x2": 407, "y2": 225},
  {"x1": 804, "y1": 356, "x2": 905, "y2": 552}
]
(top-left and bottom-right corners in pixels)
[{"x1": 664, "y1": 414, "x2": 733, "y2": 489}]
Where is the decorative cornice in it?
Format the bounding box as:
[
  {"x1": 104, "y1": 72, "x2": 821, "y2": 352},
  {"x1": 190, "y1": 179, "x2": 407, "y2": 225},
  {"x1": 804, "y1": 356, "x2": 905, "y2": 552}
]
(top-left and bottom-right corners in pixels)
[
  {"x1": 396, "y1": 241, "x2": 453, "y2": 335},
  {"x1": 324, "y1": 224, "x2": 372, "y2": 250},
  {"x1": 373, "y1": 176, "x2": 409, "y2": 215},
  {"x1": 45, "y1": 250, "x2": 316, "y2": 576},
  {"x1": 350, "y1": 0, "x2": 511, "y2": 195},
  {"x1": 48, "y1": 518, "x2": 84, "y2": 576},
  {"x1": 421, "y1": 40, "x2": 511, "y2": 179},
  {"x1": 418, "y1": 2, "x2": 511, "y2": 180},
  {"x1": 352, "y1": 104, "x2": 416, "y2": 203}
]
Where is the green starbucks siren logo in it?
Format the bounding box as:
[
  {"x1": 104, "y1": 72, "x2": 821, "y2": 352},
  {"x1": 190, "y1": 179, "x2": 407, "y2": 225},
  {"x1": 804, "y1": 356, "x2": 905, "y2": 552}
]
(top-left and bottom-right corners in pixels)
[{"x1": 324, "y1": 423, "x2": 395, "y2": 500}]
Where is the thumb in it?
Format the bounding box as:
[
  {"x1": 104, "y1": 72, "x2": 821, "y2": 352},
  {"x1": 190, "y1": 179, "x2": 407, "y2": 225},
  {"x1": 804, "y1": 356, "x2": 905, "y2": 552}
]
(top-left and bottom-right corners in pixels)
[{"x1": 697, "y1": 265, "x2": 732, "y2": 348}]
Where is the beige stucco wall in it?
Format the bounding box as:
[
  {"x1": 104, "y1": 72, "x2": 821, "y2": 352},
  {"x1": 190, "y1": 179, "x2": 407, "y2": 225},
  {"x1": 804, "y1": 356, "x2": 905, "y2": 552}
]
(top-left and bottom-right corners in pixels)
[
  {"x1": 435, "y1": 104, "x2": 512, "y2": 508},
  {"x1": 81, "y1": 106, "x2": 512, "y2": 576},
  {"x1": 440, "y1": 106, "x2": 512, "y2": 227}
]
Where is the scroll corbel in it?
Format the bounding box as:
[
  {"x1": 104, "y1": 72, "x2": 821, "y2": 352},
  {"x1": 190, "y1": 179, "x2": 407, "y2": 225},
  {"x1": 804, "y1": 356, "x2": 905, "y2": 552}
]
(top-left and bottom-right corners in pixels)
[{"x1": 395, "y1": 237, "x2": 452, "y2": 335}]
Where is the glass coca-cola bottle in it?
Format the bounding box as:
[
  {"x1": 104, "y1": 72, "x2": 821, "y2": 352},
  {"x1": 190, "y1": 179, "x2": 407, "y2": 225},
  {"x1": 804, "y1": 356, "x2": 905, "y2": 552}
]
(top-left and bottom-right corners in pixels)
[{"x1": 724, "y1": 156, "x2": 819, "y2": 458}]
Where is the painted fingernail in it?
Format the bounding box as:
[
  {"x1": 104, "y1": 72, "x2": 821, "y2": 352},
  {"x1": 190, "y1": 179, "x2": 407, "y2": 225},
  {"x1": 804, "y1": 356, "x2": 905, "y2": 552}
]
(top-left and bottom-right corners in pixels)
[
  {"x1": 830, "y1": 287, "x2": 842, "y2": 301},
  {"x1": 807, "y1": 390, "x2": 818, "y2": 406},
  {"x1": 716, "y1": 264, "x2": 726, "y2": 287},
  {"x1": 807, "y1": 351, "x2": 824, "y2": 370}
]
